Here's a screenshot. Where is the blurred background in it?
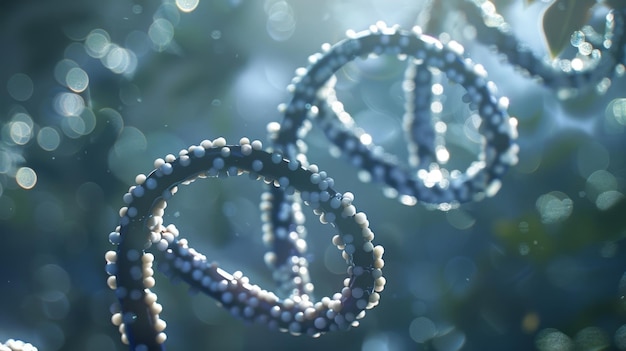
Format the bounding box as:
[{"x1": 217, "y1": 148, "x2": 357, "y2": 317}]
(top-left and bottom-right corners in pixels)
[{"x1": 1, "y1": 0, "x2": 625, "y2": 350}]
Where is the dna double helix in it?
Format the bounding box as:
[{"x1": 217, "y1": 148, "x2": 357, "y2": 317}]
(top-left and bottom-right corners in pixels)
[
  {"x1": 101, "y1": 1, "x2": 626, "y2": 350},
  {"x1": 104, "y1": 22, "x2": 519, "y2": 350}
]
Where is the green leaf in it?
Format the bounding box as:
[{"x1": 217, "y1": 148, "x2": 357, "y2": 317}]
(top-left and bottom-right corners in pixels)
[{"x1": 541, "y1": 0, "x2": 596, "y2": 59}]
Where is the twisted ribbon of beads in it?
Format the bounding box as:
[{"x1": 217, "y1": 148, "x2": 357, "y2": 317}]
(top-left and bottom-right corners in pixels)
[
  {"x1": 270, "y1": 22, "x2": 518, "y2": 208},
  {"x1": 462, "y1": 0, "x2": 626, "y2": 97},
  {"x1": 106, "y1": 138, "x2": 385, "y2": 350},
  {"x1": 106, "y1": 22, "x2": 520, "y2": 351}
]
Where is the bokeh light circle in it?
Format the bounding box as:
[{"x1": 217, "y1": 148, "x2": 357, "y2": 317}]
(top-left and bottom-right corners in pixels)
[
  {"x1": 176, "y1": 0, "x2": 199, "y2": 13},
  {"x1": 15, "y1": 167, "x2": 37, "y2": 190},
  {"x1": 65, "y1": 67, "x2": 89, "y2": 93},
  {"x1": 7, "y1": 73, "x2": 34, "y2": 101}
]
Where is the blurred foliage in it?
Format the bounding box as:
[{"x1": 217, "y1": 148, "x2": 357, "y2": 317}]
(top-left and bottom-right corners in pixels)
[
  {"x1": 0, "y1": 0, "x2": 625, "y2": 350},
  {"x1": 541, "y1": 0, "x2": 596, "y2": 58}
]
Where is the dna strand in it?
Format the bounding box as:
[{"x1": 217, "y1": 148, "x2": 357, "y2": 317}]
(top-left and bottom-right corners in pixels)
[
  {"x1": 105, "y1": 22, "x2": 519, "y2": 351},
  {"x1": 269, "y1": 22, "x2": 519, "y2": 208}
]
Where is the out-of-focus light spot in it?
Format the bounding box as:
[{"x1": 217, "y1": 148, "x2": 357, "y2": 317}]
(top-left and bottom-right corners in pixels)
[
  {"x1": 578, "y1": 42, "x2": 592, "y2": 56},
  {"x1": 125, "y1": 30, "x2": 151, "y2": 58},
  {"x1": 98, "y1": 108, "x2": 124, "y2": 135},
  {"x1": 65, "y1": 67, "x2": 89, "y2": 93},
  {"x1": 574, "y1": 327, "x2": 609, "y2": 350},
  {"x1": 102, "y1": 45, "x2": 137, "y2": 75},
  {"x1": 211, "y1": 30, "x2": 222, "y2": 40},
  {"x1": 40, "y1": 290, "x2": 70, "y2": 320},
  {"x1": 176, "y1": 0, "x2": 199, "y2": 13},
  {"x1": 519, "y1": 221, "x2": 529, "y2": 233},
  {"x1": 113, "y1": 127, "x2": 147, "y2": 157},
  {"x1": 149, "y1": 18, "x2": 175, "y2": 50},
  {"x1": 559, "y1": 59, "x2": 572, "y2": 73},
  {"x1": 585, "y1": 170, "x2": 617, "y2": 202},
  {"x1": 607, "y1": 98, "x2": 626, "y2": 126},
  {"x1": 265, "y1": 1, "x2": 296, "y2": 41},
  {"x1": 156, "y1": 3, "x2": 181, "y2": 26},
  {"x1": 432, "y1": 327, "x2": 466, "y2": 351},
  {"x1": 596, "y1": 77, "x2": 611, "y2": 94},
  {"x1": 9, "y1": 121, "x2": 32, "y2": 145},
  {"x1": 521, "y1": 312, "x2": 540, "y2": 333},
  {"x1": 359, "y1": 133, "x2": 372, "y2": 146},
  {"x1": 409, "y1": 262, "x2": 440, "y2": 300},
  {"x1": 546, "y1": 257, "x2": 585, "y2": 291},
  {"x1": 620, "y1": 272, "x2": 626, "y2": 298},
  {"x1": 536, "y1": 329, "x2": 573, "y2": 351},
  {"x1": 432, "y1": 83, "x2": 444, "y2": 95},
  {"x1": 535, "y1": 191, "x2": 573, "y2": 224},
  {"x1": 39, "y1": 321, "x2": 65, "y2": 351},
  {"x1": 519, "y1": 243, "x2": 530, "y2": 255},
  {"x1": 54, "y1": 59, "x2": 79, "y2": 86},
  {"x1": 0, "y1": 150, "x2": 14, "y2": 174},
  {"x1": 599, "y1": 241, "x2": 617, "y2": 258},
  {"x1": 119, "y1": 83, "x2": 142, "y2": 106},
  {"x1": 577, "y1": 141, "x2": 610, "y2": 179},
  {"x1": 445, "y1": 208, "x2": 475, "y2": 230},
  {"x1": 463, "y1": 114, "x2": 482, "y2": 143},
  {"x1": 190, "y1": 293, "x2": 225, "y2": 325},
  {"x1": 15, "y1": 167, "x2": 37, "y2": 189},
  {"x1": 132, "y1": 4, "x2": 143, "y2": 14},
  {"x1": 431, "y1": 101, "x2": 443, "y2": 113},
  {"x1": 595, "y1": 190, "x2": 624, "y2": 210},
  {"x1": 64, "y1": 42, "x2": 90, "y2": 64},
  {"x1": 35, "y1": 264, "x2": 72, "y2": 294},
  {"x1": 436, "y1": 146, "x2": 450, "y2": 163},
  {"x1": 54, "y1": 92, "x2": 85, "y2": 117},
  {"x1": 324, "y1": 244, "x2": 347, "y2": 275},
  {"x1": 354, "y1": 110, "x2": 399, "y2": 145},
  {"x1": 7, "y1": 73, "x2": 34, "y2": 101},
  {"x1": 409, "y1": 316, "x2": 437, "y2": 343},
  {"x1": 434, "y1": 121, "x2": 447, "y2": 133},
  {"x1": 37, "y1": 127, "x2": 61, "y2": 151},
  {"x1": 361, "y1": 333, "x2": 402, "y2": 351},
  {"x1": 85, "y1": 29, "x2": 111, "y2": 58},
  {"x1": 517, "y1": 148, "x2": 542, "y2": 174},
  {"x1": 73, "y1": 108, "x2": 96, "y2": 137},
  {"x1": 418, "y1": 167, "x2": 443, "y2": 188},
  {"x1": 12, "y1": 111, "x2": 34, "y2": 127},
  {"x1": 80, "y1": 109, "x2": 95, "y2": 132},
  {"x1": 61, "y1": 116, "x2": 84, "y2": 138},
  {"x1": 570, "y1": 31, "x2": 584, "y2": 47},
  {"x1": 615, "y1": 324, "x2": 626, "y2": 350},
  {"x1": 571, "y1": 58, "x2": 584, "y2": 71}
]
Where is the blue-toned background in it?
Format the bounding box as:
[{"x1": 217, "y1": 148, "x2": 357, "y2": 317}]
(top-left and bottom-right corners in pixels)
[{"x1": 1, "y1": 0, "x2": 625, "y2": 350}]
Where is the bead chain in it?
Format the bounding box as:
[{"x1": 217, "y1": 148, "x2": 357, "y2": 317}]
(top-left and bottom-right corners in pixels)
[
  {"x1": 106, "y1": 22, "x2": 523, "y2": 350},
  {"x1": 106, "y1": 138, "x2": 385, "y2": 350},
  {"x1": 462, "y1": 0, "x2": 626, "y2": 96}
]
